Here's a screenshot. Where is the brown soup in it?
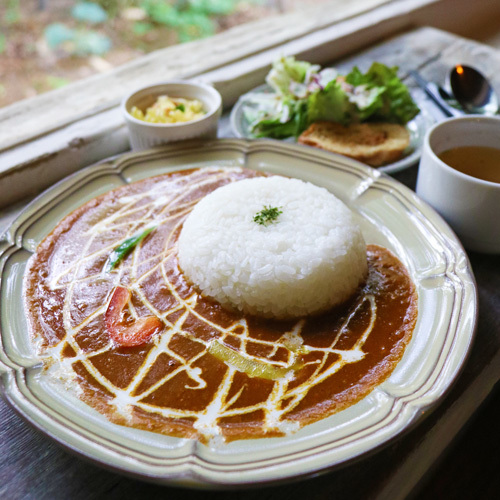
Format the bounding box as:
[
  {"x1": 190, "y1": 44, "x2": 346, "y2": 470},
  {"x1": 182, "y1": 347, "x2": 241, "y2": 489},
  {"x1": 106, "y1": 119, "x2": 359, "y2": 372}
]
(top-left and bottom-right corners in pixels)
[{"x1": 438, "y1": 146, "x2": 500, "y2": 183}]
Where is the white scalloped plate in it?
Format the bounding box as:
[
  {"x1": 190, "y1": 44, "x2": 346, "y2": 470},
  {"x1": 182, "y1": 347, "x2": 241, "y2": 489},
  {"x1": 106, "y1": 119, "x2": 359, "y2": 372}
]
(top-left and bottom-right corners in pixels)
[{"x1": 0, "y1": 139, "x2": 476, "y2": 488}]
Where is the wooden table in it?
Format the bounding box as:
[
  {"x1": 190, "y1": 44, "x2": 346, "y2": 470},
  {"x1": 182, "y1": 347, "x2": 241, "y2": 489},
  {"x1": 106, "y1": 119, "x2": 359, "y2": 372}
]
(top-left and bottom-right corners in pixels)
[{"x1": 1, "y1": 27, "x2": 499, "y2": 500}]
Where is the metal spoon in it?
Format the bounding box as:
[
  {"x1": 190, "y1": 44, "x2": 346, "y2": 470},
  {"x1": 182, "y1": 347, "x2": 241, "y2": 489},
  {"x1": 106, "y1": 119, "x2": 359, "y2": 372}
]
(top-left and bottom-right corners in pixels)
[{"x1": 449, "y1": 65, "x2": 499, "y2": 115}]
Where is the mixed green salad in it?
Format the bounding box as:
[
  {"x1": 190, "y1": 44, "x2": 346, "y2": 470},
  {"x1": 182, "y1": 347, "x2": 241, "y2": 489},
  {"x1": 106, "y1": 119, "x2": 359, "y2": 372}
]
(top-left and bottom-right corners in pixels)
[{"x1": 245, "y1": 56, "x2": 420, "y2": 139}]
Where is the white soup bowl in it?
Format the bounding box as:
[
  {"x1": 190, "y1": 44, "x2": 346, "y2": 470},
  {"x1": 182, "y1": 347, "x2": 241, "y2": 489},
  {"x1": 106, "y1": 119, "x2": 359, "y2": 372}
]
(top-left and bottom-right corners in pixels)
[{"x1": 416, "y1": 115, "x2": 500, "y2": 254}]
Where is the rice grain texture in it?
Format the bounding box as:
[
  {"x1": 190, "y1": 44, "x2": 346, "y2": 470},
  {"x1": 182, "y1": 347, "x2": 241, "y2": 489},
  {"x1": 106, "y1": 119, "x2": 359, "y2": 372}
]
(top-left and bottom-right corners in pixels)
[{"x1": 177, "y1": 175, "x2": 367, "y2": 319}]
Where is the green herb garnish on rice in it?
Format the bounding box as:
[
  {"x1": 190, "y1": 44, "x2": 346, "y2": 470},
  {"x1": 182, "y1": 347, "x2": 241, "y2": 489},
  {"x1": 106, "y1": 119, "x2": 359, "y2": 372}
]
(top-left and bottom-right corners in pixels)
[{"x1": 254, "y1": 206, "x2": 283, "y2": 226}]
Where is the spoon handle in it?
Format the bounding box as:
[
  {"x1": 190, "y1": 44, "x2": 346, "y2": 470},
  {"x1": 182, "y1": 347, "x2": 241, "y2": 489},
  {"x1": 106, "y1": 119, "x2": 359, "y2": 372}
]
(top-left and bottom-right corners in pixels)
[{"x1": 409, "y1": 70, "x2": 462, "y2": 117}]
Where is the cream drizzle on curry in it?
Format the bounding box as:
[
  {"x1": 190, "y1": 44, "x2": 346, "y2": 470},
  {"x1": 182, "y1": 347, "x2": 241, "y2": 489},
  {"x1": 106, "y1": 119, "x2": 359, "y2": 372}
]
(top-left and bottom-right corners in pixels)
[{"x1": 24, "y1": 167, "x2": 417, "y2": 443}]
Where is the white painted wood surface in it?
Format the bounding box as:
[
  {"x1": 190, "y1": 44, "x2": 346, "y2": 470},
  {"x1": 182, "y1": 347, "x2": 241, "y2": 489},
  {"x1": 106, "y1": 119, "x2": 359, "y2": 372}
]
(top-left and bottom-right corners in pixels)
[{"x1": 0, "y1": 0, "x2": 392, "y2": 151}]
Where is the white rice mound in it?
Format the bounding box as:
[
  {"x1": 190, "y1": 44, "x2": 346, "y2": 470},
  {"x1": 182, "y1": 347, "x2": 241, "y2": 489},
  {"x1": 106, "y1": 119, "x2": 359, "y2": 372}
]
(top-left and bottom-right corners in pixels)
[{"x1": 177, "y1": 176, "x2": 367, "y2": 319}]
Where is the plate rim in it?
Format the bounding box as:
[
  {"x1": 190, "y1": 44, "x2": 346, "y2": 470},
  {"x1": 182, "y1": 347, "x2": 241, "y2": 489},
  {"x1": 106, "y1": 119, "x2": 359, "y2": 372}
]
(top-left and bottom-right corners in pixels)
[{"x1": 0, "y1": 138, "x2": 477, "y2": 488}]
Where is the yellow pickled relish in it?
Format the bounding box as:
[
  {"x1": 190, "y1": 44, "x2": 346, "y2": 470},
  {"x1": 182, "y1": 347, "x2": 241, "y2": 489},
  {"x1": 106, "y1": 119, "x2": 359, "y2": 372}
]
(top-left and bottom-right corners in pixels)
[{"x1": 131, "y1": 95, "x2": 205, "y2": 124}]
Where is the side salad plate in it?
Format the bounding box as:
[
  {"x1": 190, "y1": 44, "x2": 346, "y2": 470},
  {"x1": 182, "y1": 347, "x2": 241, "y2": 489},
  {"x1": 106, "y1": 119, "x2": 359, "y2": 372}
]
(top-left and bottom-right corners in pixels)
[
  {"x1": 231, "y1": 84, "x2": 434, "y2": 174},
  {"x1": 230, "y1": 58, "x2": 435, "y2": 174},
  {"x1": 0, "y1": 139, "x2": 475, "y2": 488}
]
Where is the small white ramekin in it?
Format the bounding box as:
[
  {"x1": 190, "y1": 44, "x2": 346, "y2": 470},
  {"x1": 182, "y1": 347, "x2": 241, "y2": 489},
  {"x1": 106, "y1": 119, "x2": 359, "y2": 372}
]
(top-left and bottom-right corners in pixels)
[{"x1": 121, "y1": 80, "x2": 222, "y2": 150}]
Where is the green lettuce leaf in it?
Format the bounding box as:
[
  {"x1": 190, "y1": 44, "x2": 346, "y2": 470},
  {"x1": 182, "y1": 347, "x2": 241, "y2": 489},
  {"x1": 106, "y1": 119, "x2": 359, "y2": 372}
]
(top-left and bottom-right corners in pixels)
[
  {"x1": 251, "y1": 99, "x2": 308, "y2": 138},
  {"x1": 307, "y1": 79, "x2": 355, "y2": 125},
  {"x1": 266, "y1": 56, "x2": 319, "y2": 98},
  {"x1": 345, "y1": 62, "x2": 419, "y2": 124},
  {"x1": 249, "y1": 59, "x2": 419, "y2": 140}
]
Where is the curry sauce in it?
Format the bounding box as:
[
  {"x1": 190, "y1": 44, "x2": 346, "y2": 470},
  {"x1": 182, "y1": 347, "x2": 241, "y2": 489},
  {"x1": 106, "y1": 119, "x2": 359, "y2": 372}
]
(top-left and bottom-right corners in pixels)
[{"x1": 24, "y1": 167, "x2": 417, "y2": 443}]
